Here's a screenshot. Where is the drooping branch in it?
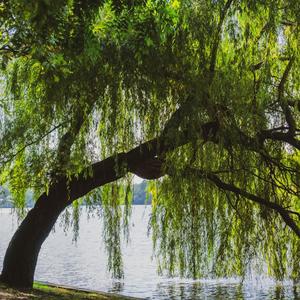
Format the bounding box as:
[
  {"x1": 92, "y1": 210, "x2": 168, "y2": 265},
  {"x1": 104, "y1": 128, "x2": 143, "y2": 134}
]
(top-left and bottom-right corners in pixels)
[
  {"x1": 52, "y1": 99, "x2": 96, "y2": 179},
  {"x1": 52, "y1": 113, "x2": 85, "y2": 178},
  {"x1": 178, "y1": 167, "x2": 300, "y2": 238},
  {"x1": 0, "y1": 123, "x2": 65, "y2": 166},
  {"x1": 278, "y1": 57, "x2": 296, "y2": 135},
  {"x1": 209, "y1": 0, "x2": 234, "y2": 83}
]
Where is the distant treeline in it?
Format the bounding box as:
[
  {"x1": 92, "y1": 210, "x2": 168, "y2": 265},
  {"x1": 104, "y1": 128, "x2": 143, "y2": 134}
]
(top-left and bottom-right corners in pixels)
[{"x1": 0, "y1": 181, "x2": 150, "y2": 208}]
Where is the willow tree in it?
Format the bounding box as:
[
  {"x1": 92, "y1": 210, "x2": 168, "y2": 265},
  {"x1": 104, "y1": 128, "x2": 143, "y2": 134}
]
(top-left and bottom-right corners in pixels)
[{"x1": 0, "y1": 0, "x2": 299, "y2": 288}]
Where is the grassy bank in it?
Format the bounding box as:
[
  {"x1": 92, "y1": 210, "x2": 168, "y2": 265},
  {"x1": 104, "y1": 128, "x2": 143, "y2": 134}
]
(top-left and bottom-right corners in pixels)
[{"x1": 0, "y1": 281, "x2": 140, "y2": 299}]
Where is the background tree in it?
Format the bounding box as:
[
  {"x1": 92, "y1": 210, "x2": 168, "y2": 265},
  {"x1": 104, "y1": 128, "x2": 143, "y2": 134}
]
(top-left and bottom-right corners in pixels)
[{"x1": 0, "y1": 0, "x2": 299, "y2": 288}]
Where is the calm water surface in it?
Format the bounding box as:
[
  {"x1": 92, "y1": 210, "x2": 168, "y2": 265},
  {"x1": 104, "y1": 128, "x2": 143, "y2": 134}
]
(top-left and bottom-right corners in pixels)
[{"x1": 0, "y1": 207, "x2": 299, "y2": 299}]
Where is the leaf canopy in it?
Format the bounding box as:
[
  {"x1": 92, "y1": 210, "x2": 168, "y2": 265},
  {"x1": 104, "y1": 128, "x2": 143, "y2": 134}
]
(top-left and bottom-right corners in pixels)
[{"x1": 0, "y1": 0, "x2": 299, "y2": 280}]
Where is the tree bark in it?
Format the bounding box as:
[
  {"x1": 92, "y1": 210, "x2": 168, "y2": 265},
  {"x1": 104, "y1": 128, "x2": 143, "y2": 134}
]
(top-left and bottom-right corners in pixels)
[{"x1": 0, "y1": 186, "x2": 69, "y2": 288}]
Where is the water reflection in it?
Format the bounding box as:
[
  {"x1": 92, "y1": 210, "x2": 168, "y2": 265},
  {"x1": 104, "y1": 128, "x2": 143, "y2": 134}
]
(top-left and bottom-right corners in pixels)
[
  {"x1": 109, "y1": 281, "x2": 125, "y2": 294},
  {"x1": 107, "y1": 278, "x2": 300, "y2": 299},
  {"x1": 151, "y1": 281, "x2": 299, "y2": 299}
]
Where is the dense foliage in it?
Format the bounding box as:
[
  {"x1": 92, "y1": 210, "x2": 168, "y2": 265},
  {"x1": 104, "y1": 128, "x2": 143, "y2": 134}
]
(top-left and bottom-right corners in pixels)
[{"x1": 0, "y1": 0, "x2": 299, "y2": 281}]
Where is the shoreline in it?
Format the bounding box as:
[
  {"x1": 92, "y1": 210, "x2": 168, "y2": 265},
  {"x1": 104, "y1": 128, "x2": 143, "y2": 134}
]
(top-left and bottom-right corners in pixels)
[{"x1": 0, "y1": 280, "x2": 142, "y2": 299}]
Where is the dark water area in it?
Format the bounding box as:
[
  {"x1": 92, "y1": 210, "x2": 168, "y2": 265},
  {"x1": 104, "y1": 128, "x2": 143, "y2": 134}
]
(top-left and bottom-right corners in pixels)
[{"x1": 0, "y1": 207, "x2": 299, "y2": 299}]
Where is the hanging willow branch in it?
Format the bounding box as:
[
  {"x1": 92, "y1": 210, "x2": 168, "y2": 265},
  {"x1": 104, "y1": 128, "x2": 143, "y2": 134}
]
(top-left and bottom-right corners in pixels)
[{"x1": 175, "y1": 167, "x2": 300, "y2": 238}]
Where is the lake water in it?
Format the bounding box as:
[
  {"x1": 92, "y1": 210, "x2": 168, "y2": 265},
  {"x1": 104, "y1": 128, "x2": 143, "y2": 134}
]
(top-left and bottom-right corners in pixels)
[{"x1": 0, "y1": 207, "x2": 299, "y2": 299}]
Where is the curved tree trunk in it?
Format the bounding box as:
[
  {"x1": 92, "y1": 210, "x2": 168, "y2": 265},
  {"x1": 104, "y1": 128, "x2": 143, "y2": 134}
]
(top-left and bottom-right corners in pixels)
[
  {"x1": 0, "y1": 121, "x2": 218, "y2": 289},
  {"x1": 0, "y1": 191, "x2": 68, "y2": 288}
]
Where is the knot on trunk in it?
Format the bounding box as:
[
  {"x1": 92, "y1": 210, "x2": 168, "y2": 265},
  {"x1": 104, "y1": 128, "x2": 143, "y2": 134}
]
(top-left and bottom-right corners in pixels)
[{"x1": 131, "y1": 157, "x2": 165, "y2": 179}]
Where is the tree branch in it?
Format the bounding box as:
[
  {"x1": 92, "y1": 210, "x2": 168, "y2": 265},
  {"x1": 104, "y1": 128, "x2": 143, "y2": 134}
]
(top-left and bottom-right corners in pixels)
[
  {"x1": 278, "y1": 57, "x2": 296, "y2": 135},
  {"x1": 259, "y1": 130, "x2": 300, "y2": 150},
  {"x1": 179, "y1": 167, "x2": 300, "y2": 238},
  {"x1": 209, "y1": 0, "x2": 234, "y2": 84},
  {"x1": 65, "y1": 119, "x2": 219, "y2": 200},
  {"x1": 0, "y1": 123, "x2": 65, "y2": 166},
  {"x1": 51, "y1": 98, "x2": 96, "y2": 179}
]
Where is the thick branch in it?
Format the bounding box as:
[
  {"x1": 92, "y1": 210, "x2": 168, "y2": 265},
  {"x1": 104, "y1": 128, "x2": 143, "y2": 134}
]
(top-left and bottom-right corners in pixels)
[
  {"x1": 259, "y1": 130, "x2": 300, "y2": 150},
  {"x1": 65, "y1": 120, "x2": 219, "y2": 201}
]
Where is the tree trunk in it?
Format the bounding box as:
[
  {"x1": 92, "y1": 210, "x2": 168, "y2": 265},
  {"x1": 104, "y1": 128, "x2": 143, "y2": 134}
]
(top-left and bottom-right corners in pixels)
[
  {"x1": 0, "y1": 190, "x2": 68, "y2": 288},
  {"x1": 0, "y1": 121, "x2": 219, "y2": 289}
]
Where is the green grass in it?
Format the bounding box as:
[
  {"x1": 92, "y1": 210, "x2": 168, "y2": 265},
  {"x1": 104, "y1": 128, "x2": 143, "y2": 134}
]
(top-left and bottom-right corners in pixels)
[{"x1": 0, "y1": 281, "x2": 139, "y2": 299}]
